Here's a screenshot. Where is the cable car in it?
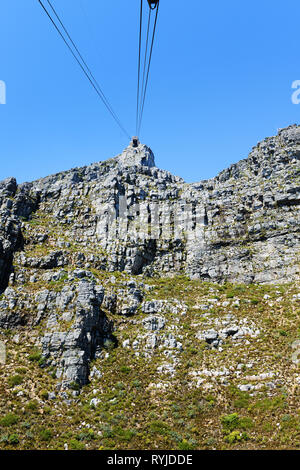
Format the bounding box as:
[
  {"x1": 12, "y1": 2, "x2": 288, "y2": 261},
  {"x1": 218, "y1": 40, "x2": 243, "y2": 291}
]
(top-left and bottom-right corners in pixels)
[
  {"x1": 147, "y1": 0, "x2": 159, "y2": 10},
  {"x1": 131, "y1": 136, "x2": 140, "y2": 148}
]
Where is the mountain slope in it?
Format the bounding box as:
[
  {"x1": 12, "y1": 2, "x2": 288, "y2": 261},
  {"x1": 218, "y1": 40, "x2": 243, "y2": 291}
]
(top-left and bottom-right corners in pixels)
[{"x1": 0, "y1": 127, "x2": 299, "y2": 450}]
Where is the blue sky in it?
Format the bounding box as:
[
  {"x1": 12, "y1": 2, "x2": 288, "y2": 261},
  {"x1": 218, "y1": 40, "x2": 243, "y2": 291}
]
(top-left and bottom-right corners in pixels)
[{"x1": 1, "y1": 0, "x2": 300, "y2": 184}]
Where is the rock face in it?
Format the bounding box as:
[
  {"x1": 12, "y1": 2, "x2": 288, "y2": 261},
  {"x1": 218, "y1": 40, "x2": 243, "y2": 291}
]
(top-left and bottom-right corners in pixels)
[
  {"x1": 1, "y1": 128, "x2": 300, "y2": 286},
  {"x1": 0, "y1": 177, "x2": 39, "y2": 291},
  {"x1": 0, "y1": 126, "x2": 299, "y2": 389},
  {"x1": 1, "y1": 125, "x2": 298, "y2": 285},
  {"x1": 40, "y1": 280, "x2": 112, "y2": 389}
]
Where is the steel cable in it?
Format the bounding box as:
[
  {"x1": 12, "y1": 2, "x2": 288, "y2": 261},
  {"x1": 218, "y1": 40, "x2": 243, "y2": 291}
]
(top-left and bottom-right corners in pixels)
[
  {"x1": 137, "y1": 1, "x2": 159, "y2": 136},
  {"x1": 38, "y1": 0, "x2": 131, "y2": 139}
]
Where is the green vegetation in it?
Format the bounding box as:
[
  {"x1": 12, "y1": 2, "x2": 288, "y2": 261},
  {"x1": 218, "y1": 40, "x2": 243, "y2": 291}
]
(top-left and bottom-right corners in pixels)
[
  {"x1": 7, "y1": 375, "x2": 23, "y2": 388},
  {"x1": 0, "y1": 274, "x2": 299, "y2": 450},
  {"x1": 0, "y1": 413, "x2": 19, "y2": 427}
]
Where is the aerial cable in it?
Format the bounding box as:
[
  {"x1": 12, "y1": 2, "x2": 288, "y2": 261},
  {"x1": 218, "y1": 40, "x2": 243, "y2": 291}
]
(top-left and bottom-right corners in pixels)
[
  {"x1": 41, "y1": 0, "x2": 130, "y2": 139},
  {"x1": 78, "y1": 0, "x2": 99, "y2": 59},
  {"x1": 136, "y1": 0, "x2": 143, "y2": 136},
  {"x1": 38, "y1": 0, "x2": 131, "y2": 140},
  {"x1": 137, "y1": 1, "x2": 159, "y2": 136},
  {"x1": 138, "y1": 7, "x2": 151, "y2": 134}
]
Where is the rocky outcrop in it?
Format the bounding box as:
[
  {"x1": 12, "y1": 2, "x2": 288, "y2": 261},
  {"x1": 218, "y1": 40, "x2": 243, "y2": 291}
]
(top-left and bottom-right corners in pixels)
[
  {"x1": 0, "y1": 125, "x2": 299, "y2": 391},
  {"x1": 20, "y1": 127, "x2": 299, "y2": 281},
  {"x1": 40, "y1": 280, "x2": 113, "y2": 389},
  {"x1": 0, "y1": 272, "x2": 114, "y2": 389},
  {"x1": 1, "y1": 128, "x2": 299, "y2": 288},
  {"x1": 0, "y1": 178, "x2": 38, "y2": 291}
]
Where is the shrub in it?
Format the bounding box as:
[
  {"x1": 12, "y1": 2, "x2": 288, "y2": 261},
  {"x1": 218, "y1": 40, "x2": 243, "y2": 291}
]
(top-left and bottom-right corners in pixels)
[
  {"x1": 25, "y1": 400, "x2": 39, "y2": 413},
  {"x1": 7, "y1": 375, "x2": 23, "y2": 388},
  {"x1": 226, "y1": 292, "x2": 235, "y2": 299},
  {"x1": 0, "y1": 413, "x2": 19, "y2": 427},
  {"x1": 132, "y1": 379, "x2": 141, "y2": 388},
  {"x1": 77, "y1": 429, "x2": 95, "y2": 442},
  {"x1": 0, "y1": 434, "x2": 9, "y2": 444},
  {"x1": 221, "y1": 413, "x2": 240, "y2": 431},
  {"x1": 234, "y1": 394, "x2": 250, "y2": 409},
  {"x1": 115, "y1": 381, "x2": 125, "y2": 390},
  {"x1": 69, "y1": 439, "x2": 85, "y2": 450},
  {"x1": 39, "y1": 428, "x2": 52, "y2": 441},
  {"x1": 38, "y1": 356, "x2": 47, "y2": 367},
  {"x1": 103, "y1": 339, "x2": 115, "y2": 350},
  {"x1": 224, "y1": 431, "x2": 249, "y2": 444},
  {"x1": 279, "y1": 330, "x2": 287, "y2": 337},
  {"x1": 8, "y1": 434, "x2": 19, "y2": 445},
  {"x1": 69, "y1": 382, "x2": 80, "y2": 391},
  {"x1": 149, "y1": 421, "x2": 170, "y2": 436},
  {"x1": 238, "y1": 417, "x2": 253, "y2": 430},
  {"x1": 15, "y1": 367, "x2": 27, "y2": 375},
  {"x1": 102, "y1": 425, "x2": 114, "y2": 439},
  {"x1": 224, "y1": 431, "x2": 241, "y2": 444},
  {"x1": 40, "y1": 390, "x2": 49, "y2": 400},
  {"x1": 178, "y1": 439, "x2": 196, "y2": 450},
  {"x1": 116, "y1": 428, "x2": 135, "y2": 442},
  {"x1": 120, "y1": 365, "x2": 131, "y2": 374},
  {"x1": 28, "y1": 351, "x2": 42, "y2": 362}
]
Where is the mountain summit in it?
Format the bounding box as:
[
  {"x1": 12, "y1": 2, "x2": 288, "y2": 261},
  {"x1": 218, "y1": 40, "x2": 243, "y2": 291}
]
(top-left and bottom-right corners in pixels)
[{"x1": 117, "y1": 139, "x2": 155, "y2": 168}]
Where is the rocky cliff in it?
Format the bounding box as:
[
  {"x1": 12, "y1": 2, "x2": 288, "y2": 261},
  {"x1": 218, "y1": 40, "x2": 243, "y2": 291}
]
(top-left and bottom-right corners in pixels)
[
  {"x1": 0, "y1": 125, "x2": 299, "y2": 389},
  {"x1": 1, "y1": 125, "x2": 299, "y2": 289},
  {"x1": 0, "y1": 126, "x2": 299, "y2": 450}
]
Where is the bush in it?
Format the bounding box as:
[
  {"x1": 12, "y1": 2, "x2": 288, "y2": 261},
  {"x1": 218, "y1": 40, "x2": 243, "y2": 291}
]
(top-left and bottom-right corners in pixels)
[
  {"x1": 69, "y1": 382, "x2": 80, "y2": 391},
  {"x1": 132, "y1": 379, "x2": 141, "y2": 388},
  {"x1": 39, "y1": 428, "x2": 52, "y2": 441},
  {"x1": 15, "y1": 367, "x2": 27, "y2": 375},
  {"x1": 238, "y1": 417, "x2": 253, "y2": 430},
  {"x1": 0, "y1": 413, "x2": 19, "y2": 427},
  {"x1": 224, "y1": 431, "x2": 249, "y2": 444},
  {"x1": 178, "y1": 439, "x2": 196, "y2": 450},
  {"x1": 149, "y1": 421, "x2": 170, "y2": 436},
  {"x1": 115, "y1": 427, "x2": 135, "y2": 442},
  {"x1": 40, "y1": 390, "x2": 49, "y2": 400},
  {"x1": 234, "y1": 393, "x2": 250, "y2": 409},
  {"x1": 120, "y1": 366, "x2": 131, "y2": 374},
  {"x1": 28, "y1": 351, "x2": 42, "y2": 362},
  {"x1": 25, "y1": 400, "x2": 39, "y2": 413},
  {"x1": 226, "y1": 292, "x2": 235, "y2": 299},
  {"x1": 69, "y1": 439, "x2": 85, "y2": 450},
  {"x1": 1, "y1": 433, "x2": 20, "y2": 445},
  {"x1": 224, "y1": 431, "x2": 242, "y2": 444},
  {"x1": 279, "y1": 330, "x2": 287, "y2": 337},
  {"x1": 38, "y1": 356, "x2": 47, "y2": 367},
  {"x1": 8, "y1": 434, "x2": 19, "y2": 445},
  {"x1": 221, "y1": 413, "x2": 240, "y2": 431},
  {"x1": 115, "y1": 381, "x2": 125, "y2": 390},
  {"x1": 7, "y1": 374, "x2": 23, "y2": 388},
  {"x1": 0, "y1": 434, "x2": 9, "y2": 444},
  {"x1": 221, "y1": 413, "x2": 253, "y2": 441},
  {"x1": 103, "y1": 339, "x2": 115, "y2": 350},
  {"x1": 77, "y1": 429, "x2": 96, "y2": 442}
]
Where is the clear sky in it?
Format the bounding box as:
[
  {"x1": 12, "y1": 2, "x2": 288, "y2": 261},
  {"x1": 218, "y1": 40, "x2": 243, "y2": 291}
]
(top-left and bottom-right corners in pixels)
[{"x1": 1, "y1": 0, "x2": 300, "y2": 184}]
